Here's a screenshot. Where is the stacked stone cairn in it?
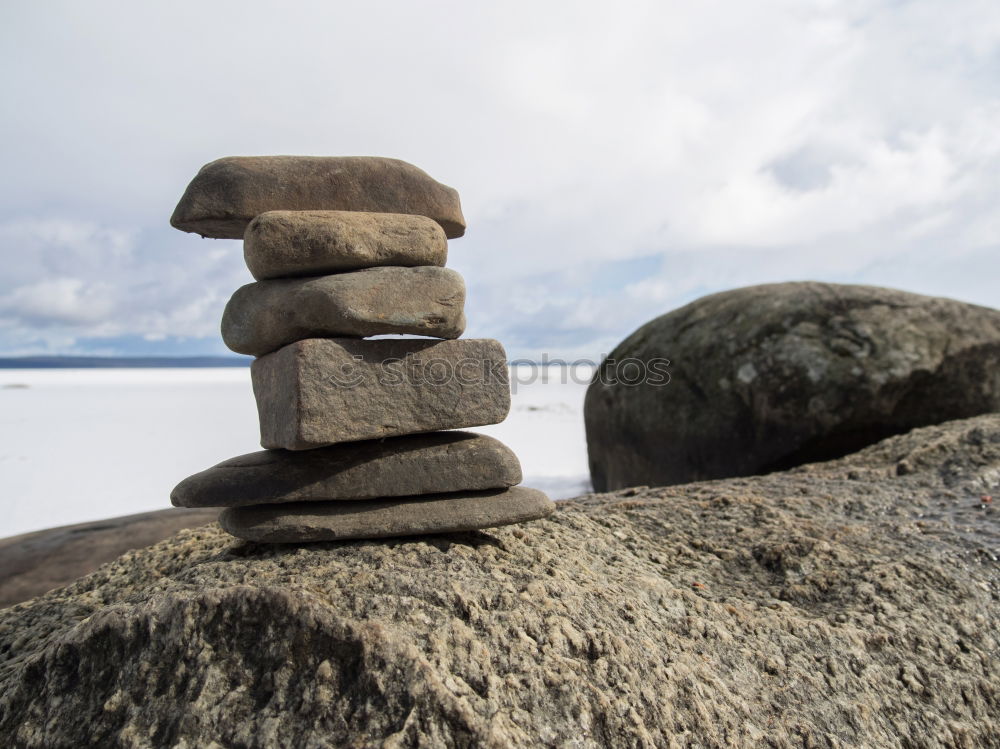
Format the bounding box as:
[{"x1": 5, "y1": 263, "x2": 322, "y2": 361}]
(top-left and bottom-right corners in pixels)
[{"x1": 168, "y1": 156, "x2": 554, "y2": 542}]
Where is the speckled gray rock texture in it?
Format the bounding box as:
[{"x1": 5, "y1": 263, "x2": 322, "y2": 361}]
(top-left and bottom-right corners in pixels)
[
  {"x1": 586, "y1": 282, "x2": 1000, "y2": 491},
  {"x1": 0, "y1": 415, "x2": 997, "y2": 747},
  {"x1": 220, "y1": 487, "x2": 553, "y2": 542},
  {"x1": 170, "y1": 156, "x2": 466, "y2": 239},
  {"x1": 252, "y1": 337, "x2": 510, "y2": 450},
  {"x1": 243, "y1": 210, "x2": 448, "y2": 280},
  {"x1": 221, "y1": 266, "x2": 466, "y2": 356},
  {"x1": 171, "y1": 432, "x2": 521, "y2": 508}
]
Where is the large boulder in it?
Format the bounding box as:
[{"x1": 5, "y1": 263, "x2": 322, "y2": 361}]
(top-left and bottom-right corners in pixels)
[
  {"x1": 585, "y1": 282, "x2": 1000, "y2": 491},
  {"x1": 1, "y1": 415, "x2": 998, "y2": 747}
]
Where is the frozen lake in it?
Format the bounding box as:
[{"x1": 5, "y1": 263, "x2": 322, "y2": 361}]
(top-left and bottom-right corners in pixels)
[{"x1": 0, "y1": 366, "x2": 593, "y2": 537}]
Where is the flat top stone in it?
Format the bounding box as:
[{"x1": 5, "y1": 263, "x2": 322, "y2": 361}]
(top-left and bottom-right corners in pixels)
[
  {"x1": 170, "y1": 156, "x2": 466, "y2": 239},
  {"x1": 243, "y1": 210, "x2": 448, "y2": 281},
  {"x1": 221, "y1": 266, "x2": 466, "y2": 357},
  {"x1": 218, "y1": 486, "x2": 554, "y2": 542},
  {"x1": 171, "y1": 432, "x2": 522, "y2": 508}
]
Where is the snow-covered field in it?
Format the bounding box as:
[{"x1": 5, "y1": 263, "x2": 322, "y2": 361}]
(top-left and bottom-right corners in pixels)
[{"x1": 0, "y1": 366, "x2": 593, "y2": 537}]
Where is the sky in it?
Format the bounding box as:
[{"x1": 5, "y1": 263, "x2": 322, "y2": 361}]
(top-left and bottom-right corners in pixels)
[{"x1": 0, "y1": 0, "x2": 997, "y2": 361}]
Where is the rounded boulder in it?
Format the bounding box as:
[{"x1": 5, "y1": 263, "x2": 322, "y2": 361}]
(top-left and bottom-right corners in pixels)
[{"x1": 585, "y1": 282, "x2": 1000, "y2": 491}]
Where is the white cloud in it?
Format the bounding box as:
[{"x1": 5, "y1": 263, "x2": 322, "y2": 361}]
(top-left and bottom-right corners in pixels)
[
  {"x1": 0, "y1": 0, "x2": 996, "y2": 356},
  {"x1": 0, "y1": 216, "x2": 246, "y2": 350},
  {"x1": 0, "y1": 278, "x2": 114, "y2": 325}
]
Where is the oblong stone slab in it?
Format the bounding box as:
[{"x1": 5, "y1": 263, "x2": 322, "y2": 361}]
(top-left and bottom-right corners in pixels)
[
  {"x1": 252, "y1": 338, "x2": 510, "y2": 450},
  {"x1": 218, "y1": 487, "x2": 554, "y2": 542},
  {"x1": 221, "y1": 266, "x2": 466, "y2": 357},
  {"x1": 244, "y1": 210, "x2": 448, "y2": 281},
  {"x1": 170, "y1": 156, "x2": 466, "y2": 239},
  {"x1": 171, "y1": 432, "x2": 521, "y2": 508}
]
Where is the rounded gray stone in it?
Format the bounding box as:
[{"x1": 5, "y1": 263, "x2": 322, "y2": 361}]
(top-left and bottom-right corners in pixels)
[
  {"x1": 170, "y1": 156, "x2": 466, "y2": 239},
  {"x1": 243, "y1": 210, "x2": 448, "y2": 281},
  {"x1": 221, "y1": 266, "x2": 466, "y2": 357},
  {"x1": 171, "y1": 432, "x2": 522, "y2": 508},
  {"x1": 218, "y1": 487, "x2": 555, "y2": 542},
  {"x1": 585, "y1": 282, "x2": 1000, "y2": 491}
]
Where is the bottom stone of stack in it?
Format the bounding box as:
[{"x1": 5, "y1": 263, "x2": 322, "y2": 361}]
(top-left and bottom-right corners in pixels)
[{"x1": 218, "y1": 487, "x2": 554, "y2": 543}]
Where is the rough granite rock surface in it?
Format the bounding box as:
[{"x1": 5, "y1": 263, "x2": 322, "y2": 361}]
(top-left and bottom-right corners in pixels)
[
  {"x1": 586, "y1": 282, "x2": 1000, "y2": 491},
  {"x1": 0, "y1": 415, "x2": 997, "y2": 747},
  {"x1": 221, "y1": 266, "x2": 466, "y2": 357},
  {"x1": 170, "y1": 156, "x2": 466, "y2": 239},
  {"x1": 252, "y1": 338, "x2": 511, "y2": 450},
  {"x1": 171, "y1": 432, "x2": 522, "y2": 508},
  {"x1": 243, "y1": 210, "x2": 448, "y2": 281}
]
